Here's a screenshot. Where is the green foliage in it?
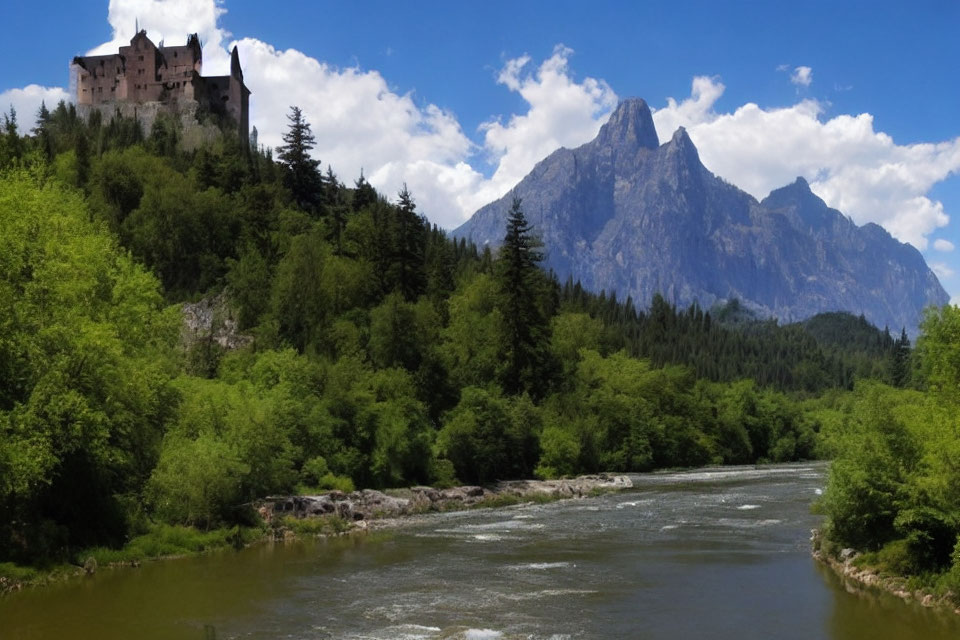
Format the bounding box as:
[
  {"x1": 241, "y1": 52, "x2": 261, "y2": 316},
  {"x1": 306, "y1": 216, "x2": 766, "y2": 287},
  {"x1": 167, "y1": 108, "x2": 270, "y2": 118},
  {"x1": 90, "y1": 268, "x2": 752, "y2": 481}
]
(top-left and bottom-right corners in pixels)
[
  {"x1": 3, "y1": 99, "x2": 878, "y2": 574},
  {"x1": 496, "y1": 198, "x2": 553, "y2": 397},
  {"x1": 820, "y1": 307, "x2": 960, "y2": 582},
  {"x1": 84, "y1": 524, "x2": 246, "y2": 565},
  {"x1": 277, "y1": 106, "x2": 324, "y2": 215},
  {"x1": 438, "y1": 387, "x2": 540, "y2": 484},
  {"x1": 0, "y1": 169, "x2": 179, "y2": 562}
]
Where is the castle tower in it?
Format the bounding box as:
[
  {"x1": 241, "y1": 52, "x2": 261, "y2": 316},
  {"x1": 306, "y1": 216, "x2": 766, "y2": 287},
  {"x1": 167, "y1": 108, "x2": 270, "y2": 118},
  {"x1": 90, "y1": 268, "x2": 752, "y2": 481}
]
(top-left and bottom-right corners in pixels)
[{"x1": 71, "y1": 31, "x2": 251, "y2": 143}]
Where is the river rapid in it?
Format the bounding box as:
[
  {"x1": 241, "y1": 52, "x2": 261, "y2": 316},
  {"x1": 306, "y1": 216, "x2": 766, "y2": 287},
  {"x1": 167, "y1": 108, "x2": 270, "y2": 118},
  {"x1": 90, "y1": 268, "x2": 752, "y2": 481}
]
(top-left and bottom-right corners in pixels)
[{"x1": 4, "y1": 463, "x2": 960, "y2": 639}]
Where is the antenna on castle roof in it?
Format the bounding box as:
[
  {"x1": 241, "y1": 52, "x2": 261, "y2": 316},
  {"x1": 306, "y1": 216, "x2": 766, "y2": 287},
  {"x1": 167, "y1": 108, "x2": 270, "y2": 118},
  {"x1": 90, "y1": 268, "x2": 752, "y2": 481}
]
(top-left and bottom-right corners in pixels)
[{"x1": 135, "y1": 17, "x2": 139, "y2": 34}]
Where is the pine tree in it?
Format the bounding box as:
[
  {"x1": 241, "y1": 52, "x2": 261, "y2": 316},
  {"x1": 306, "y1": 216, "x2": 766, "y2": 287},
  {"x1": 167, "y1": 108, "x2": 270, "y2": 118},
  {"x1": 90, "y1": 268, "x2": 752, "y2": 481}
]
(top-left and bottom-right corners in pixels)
[
  {"x1": 32, "y1": 101, "x2": 52, "y2": 160},
  {"x1": 393, "y1": 185, "x2": 426, "y2": 301},
  {"x1": 0, "y1": 107, "x2": 23, "y2": 168},
  {"x1": 352, "y1": 169, "x2": 378, "y2": 212},
  {"x1": 75, "y1": 130, "x2": 90, "y2": 188},
  {"x1": 496, "y1": 197, "x2": 551, "y2": 397},
  {"x1": 277, "y1": 106, "x2": 323, "y2": 215},
  {"x1": 891, "y1": 327, "x2": 911, "y2": 388},
  {"x1": 323, "y1": 166, "x2": 347, "y2": 255}
]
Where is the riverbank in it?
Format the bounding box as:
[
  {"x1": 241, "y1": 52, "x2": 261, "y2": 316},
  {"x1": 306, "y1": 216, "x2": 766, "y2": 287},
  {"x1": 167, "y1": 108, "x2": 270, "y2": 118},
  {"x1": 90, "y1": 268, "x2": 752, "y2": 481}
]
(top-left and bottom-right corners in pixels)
[
  {"x1": 811, "y1": 529, "x2": 960, "y2": 615},
  {"x1": 1, "y1": 474, "x2": 632, "y2": 595}
]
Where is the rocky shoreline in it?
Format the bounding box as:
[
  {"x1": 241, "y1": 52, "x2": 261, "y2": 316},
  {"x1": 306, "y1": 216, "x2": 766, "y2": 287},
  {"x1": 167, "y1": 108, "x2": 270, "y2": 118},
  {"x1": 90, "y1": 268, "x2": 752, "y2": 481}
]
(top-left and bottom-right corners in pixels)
[
  {"x1": 811, "y1": 529, "x2": 960, "y2": 615},
  {"x1": 1, "y1": 475, "x2": 632, "y2": 595},
  {"x1": 259, "y1": 474, "x2": 633, "y2": 532}
]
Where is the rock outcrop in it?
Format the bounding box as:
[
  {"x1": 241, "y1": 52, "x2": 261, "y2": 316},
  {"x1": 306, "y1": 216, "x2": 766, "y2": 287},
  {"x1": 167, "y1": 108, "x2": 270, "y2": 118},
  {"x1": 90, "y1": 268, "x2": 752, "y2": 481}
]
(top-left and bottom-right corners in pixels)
[
  {"x1": 181, "y1": 291, "x2": 251, "y2": 350},
  {"x1": 259, "y1": 474, "x2": 632, "y2": 523},
  {"x1": 455, "y1": 98, "x2": 949, "y2": 335}
]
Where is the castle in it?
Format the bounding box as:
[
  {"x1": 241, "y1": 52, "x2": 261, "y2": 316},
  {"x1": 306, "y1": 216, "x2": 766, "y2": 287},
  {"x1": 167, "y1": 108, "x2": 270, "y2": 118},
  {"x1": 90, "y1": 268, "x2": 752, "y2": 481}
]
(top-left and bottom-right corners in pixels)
[{"x1": 70, "y1": 30, "x2": 250, "y2": 142}]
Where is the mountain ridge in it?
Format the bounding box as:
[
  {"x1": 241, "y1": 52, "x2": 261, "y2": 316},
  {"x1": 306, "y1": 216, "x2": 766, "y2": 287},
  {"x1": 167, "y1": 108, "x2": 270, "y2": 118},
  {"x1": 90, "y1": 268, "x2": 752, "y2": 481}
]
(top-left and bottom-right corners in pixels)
[{"x1": 455, "y1": 98, "x2": 948, "y2": 334}]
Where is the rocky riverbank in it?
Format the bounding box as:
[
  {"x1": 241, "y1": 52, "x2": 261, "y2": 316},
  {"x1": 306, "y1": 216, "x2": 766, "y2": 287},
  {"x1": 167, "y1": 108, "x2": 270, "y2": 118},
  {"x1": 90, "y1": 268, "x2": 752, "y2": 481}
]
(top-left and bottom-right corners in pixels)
[
  {"x1": 811, "y1": 529, "x2": 960, "y2": 615},
  {"x1": 1, "y1": 475, "x2": 631, "y2": 595},
  {"x1": 259, "y1": 474, "x2": 633, "y2": 530}
]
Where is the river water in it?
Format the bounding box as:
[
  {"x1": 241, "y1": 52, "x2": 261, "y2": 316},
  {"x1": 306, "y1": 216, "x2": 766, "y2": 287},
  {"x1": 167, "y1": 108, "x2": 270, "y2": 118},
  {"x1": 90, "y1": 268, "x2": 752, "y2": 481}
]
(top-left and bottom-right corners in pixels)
[{"x1": 4, "y1": 463, "x2": 960, "y2": 639}]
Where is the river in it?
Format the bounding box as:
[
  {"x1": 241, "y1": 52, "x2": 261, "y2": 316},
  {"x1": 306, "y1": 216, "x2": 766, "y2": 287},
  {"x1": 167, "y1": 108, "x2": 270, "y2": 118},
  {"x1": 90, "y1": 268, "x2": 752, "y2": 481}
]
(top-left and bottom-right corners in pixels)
[{"x1": 3, "y1": 463, "x2": 960, "y2": 639}]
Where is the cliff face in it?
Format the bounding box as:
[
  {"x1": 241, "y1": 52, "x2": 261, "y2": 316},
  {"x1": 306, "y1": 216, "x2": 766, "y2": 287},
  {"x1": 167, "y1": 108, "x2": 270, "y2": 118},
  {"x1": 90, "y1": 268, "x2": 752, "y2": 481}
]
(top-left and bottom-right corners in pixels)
[{"x1": 455, "y1": 98, "x2": 948, "y2": 334}]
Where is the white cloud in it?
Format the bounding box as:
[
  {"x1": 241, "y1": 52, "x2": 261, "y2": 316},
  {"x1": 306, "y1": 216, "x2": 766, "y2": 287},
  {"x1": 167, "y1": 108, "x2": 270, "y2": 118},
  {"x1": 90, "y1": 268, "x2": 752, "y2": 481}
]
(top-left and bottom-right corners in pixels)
[
  {"x1": 0, "y1": 85, "x2": 71, "y2": 128},
  {"x1": 2, "y1": 0, "x2": 956, "y2": 251},
  {"x1": 934, "y1": 239, "x2": 955, "y2": 252},
  {"x1": 88, "y1": 0, "x2": 233, "y2": 73},
  {"x1": 237, "y1": 36, "x2": 480, "y2": 226},
  {"x1": 238, "y1": 39, "x2": 615, "y2": 226},
  {"x1": 931, "y1": 262, "x2": 955, "y2": 279},
  {"x1": 471, "y1": 45, "x2": 617, "y2": 215},
  {"x1": 0, "y1": 1, "x2": 615, "y2": 228},
  {"x1": 791, "y1": 66, "x2": 813, "y2": 87},
  {"x1": 652, "y1": 76, "x2": 960, "y2": 249}
]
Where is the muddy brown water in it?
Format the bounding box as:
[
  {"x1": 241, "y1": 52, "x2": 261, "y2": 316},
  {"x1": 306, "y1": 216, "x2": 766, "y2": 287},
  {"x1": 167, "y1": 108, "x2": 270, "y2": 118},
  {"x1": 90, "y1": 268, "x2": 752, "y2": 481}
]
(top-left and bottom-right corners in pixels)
[{"x1": 3, "y1": 463, "x2": 960, "y2": 639}]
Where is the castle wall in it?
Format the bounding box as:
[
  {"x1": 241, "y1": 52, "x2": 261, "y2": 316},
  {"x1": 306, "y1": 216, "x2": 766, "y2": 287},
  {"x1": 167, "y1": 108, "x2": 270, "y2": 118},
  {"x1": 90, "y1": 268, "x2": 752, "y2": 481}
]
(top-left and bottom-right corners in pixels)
[
  {"x1": 72, "y1": 31, "x2": 249, "y2": 144},
  {"x1": 73, "y1": 54, "x2": 127, "y2": 105}
]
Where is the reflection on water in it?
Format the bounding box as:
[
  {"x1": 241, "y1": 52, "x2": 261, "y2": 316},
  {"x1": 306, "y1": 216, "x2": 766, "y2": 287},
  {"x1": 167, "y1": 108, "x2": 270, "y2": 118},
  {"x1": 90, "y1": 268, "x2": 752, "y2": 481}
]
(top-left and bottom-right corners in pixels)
[{"x1": 3, "y1": 463, "x2": 960, "y2": 639}]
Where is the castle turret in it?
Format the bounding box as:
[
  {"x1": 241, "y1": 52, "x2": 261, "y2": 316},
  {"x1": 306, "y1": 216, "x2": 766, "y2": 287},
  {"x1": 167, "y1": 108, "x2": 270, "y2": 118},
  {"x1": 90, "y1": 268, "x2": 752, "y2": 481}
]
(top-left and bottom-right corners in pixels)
[{"x1": 230, "y1": 45, "x2": 243, "y2": 80}]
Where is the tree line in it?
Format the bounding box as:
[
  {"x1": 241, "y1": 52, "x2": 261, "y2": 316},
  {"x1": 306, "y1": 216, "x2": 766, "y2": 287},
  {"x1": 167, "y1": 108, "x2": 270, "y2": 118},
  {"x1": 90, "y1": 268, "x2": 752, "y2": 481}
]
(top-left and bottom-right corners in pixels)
[{"x1": 0, "y1": 101, "x2": 913, "y2": 568}]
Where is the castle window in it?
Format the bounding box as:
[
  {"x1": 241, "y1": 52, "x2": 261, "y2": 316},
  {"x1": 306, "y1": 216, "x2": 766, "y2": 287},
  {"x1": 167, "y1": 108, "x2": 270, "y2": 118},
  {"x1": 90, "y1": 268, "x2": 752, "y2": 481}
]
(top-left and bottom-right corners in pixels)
[{"x1": 139, "y1": 55, "x2": 144, "y2": 61}]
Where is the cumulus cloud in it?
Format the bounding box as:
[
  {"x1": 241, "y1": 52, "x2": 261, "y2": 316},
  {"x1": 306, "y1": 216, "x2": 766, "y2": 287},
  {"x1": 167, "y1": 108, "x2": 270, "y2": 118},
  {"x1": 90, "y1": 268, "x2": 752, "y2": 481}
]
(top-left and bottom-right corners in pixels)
[
  {"x1": 471, "y1": 45, "x2": 617, "y2": 214},
  {"x1": 2, "y1": 0, "x2": 956, "y2": 251},
  {"x1": 791, "y1": 66, "x2": 813, "y2": 87},
  {"x1": 0, "y1": 0, "x2": 615, "y2": 227},
  {"x1": 652, "y1": 76, "x2": 960, "y2": 250},
  {"x1": 0, "y1": 85, "x2": 71, "y2": 126},
  {"x1": 88, "y1": 0, "x2": 233, "y2": 73},
  {"x1": 88, "y1": 2, "x2": 615, "y2": 226},
  {"x1": 237, "y1": 37, "x2": 479, "y2": 226},
  {"x1": 238, "y1": 39, "x2": 615, "y2": 226},
  {"x1": 934, "y1": 239, "x2": 955, "y2": 252}
]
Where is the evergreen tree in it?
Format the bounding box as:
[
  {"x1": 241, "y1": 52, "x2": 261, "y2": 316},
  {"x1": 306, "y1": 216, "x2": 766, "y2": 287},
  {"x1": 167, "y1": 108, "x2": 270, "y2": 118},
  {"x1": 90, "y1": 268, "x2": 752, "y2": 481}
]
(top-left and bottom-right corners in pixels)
[
  {"x1": 74, "y1": 130, "x2": 90, "y2": 189},
  {"x1": 393, "y1": 185, "x2": 426, "y2": 301},
  {"x1": 496, "y1": 197, "x2": 551, "y2": 397},
  {"x1": 0, "y1": 108, "x2": 22, "y2": 168},
  {"x1": 32, "y1": 102, "x2": 52, "y2": 160},
  {"x1": 277, "y1": 106, "x2": 323, "y2": 215},
  {"x1": 352, "y1": 169, "x2": 378, "y2": 212},
  {"x1": 891, "y1": 327, "x2": 911, "y2": 388},
  {"x1": 324, "y1": 166, "x2": 347, "y2": 255}
]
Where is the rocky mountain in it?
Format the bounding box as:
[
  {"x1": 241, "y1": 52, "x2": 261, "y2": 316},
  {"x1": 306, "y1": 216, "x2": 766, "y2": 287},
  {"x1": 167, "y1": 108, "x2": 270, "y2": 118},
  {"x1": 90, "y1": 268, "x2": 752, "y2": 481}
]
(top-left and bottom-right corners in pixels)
[{"x1": 454, "y1": 98, "x2": 948, "y2": 334}]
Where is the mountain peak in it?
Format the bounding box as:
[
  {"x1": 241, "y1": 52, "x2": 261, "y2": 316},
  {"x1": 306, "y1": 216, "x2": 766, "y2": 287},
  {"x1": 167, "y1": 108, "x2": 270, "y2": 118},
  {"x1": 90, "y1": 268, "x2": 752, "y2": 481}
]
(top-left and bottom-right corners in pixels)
[
  {"x1": 670, "y1": 126, "x2": 693, "y2": 145},
  {"x1": 665, "y1": 126, "x2": 702, "y2": 169},
  {"x1": 764, "y1": 176, "x2": 820, "y2": 209},
  {"x1": 596, "y1": 98, "x2": 659, "y2": 151}
]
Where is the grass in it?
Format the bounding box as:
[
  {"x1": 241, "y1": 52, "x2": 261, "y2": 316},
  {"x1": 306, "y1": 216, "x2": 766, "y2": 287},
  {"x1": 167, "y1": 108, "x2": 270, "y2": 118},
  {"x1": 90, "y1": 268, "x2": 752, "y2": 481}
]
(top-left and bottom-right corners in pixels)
[
  {"x1": 1, "y1": 562, "x2": 83, "y2": 594},
  {"x1": 82, "y1": 523, "x2": 263, "y2": 566},
  {"x1": 277, "y1": 515, "x2": 353, "y2": 537}
]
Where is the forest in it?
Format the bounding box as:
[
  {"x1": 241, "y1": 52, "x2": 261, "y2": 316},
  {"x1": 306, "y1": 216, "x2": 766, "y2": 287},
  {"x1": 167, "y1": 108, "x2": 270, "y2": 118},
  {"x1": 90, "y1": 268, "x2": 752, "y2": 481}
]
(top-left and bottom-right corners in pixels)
[{"x1": 0, "y1": 102, "x2": 949, "y2": 580}]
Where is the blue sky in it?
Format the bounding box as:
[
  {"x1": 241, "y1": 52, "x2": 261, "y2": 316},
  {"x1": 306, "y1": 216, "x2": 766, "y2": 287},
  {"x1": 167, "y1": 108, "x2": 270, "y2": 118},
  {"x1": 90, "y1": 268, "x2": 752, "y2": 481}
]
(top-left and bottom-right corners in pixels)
[{"x1": 2, "y1": 0, "x2": 959, "y2": 300}]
